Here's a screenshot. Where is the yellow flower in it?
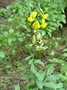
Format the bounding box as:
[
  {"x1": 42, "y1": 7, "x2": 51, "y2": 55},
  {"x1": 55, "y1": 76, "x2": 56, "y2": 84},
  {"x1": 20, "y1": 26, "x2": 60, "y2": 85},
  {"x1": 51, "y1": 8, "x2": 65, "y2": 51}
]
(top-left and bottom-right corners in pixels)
[
  {"x1": 32, "y1": 21, "x2": 40, "y2": 29},
  {"x1": 30, "y1": 11, "x2": 37, "y2": 19},
  {"x1": 41, "y1": 19, "x2": 47, "y2": 28},
  {"x1": 28, "y1": 17, "x2": 33, "y2": 22},
  {"x1": 28, "y1": 11, "x2": 37, "y2": 22},
  {"x1": 42, "y1": 14, "x2": 48, "y2": 19}
]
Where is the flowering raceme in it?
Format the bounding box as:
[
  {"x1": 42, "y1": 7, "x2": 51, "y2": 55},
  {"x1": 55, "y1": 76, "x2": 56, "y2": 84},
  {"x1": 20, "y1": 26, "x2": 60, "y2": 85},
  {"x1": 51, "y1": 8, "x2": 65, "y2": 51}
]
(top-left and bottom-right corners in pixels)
[
  {"x1": 28, "y1": 9, "x2": 48, "y2": 30},
  {"x1": 28, "y1": 11, "x2": 37, "y2": 22},
  {"x1": 32, "y1": 21, "x2": 40, "y2": 29}
]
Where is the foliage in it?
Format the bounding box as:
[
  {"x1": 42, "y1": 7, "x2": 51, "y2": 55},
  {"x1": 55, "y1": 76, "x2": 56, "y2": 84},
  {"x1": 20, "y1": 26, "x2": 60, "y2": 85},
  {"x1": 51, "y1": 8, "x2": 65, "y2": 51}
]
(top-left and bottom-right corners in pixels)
[{"x1": 0, "y1": 0, "x2": 67, "y2": 90}]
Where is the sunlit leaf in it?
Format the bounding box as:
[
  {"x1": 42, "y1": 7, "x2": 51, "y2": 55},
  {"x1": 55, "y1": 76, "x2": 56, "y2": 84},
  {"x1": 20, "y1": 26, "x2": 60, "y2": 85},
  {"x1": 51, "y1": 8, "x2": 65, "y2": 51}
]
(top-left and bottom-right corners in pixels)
[
  {"x1": 14, "y1": 84, "x2": 20, "y2": 90},
  {"x1": 34, "y1": 60, "x2": 44, "y2": 67},
  {"x1": 0, "y1": 51, "x2": 5, "y2": 58}
]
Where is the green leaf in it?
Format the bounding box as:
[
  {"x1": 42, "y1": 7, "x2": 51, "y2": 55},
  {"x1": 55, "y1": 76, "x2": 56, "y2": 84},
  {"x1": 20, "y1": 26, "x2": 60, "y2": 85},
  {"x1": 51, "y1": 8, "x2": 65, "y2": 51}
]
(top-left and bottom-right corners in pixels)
[
  {"x1": 5, "y1": 64, "x2": 12, "y2": 69},
  {"x1": 63, "y1": 49, "x2": 67, "y2": 52},
  {"x1": 34, "y1": 60, "x2": 44, "y2": 67},
  {"x1": 36, "y1": 79, "x2": 43, "y2": 89},
  {"x1": 49, "y1": 58, "x2": 65, "y2": 64},
  {"x1": 46, "y1": 66, "x2": 54, "y2": 76},
  {"x1": 57, "y1": 89, "x2": 65, "y2": 90},
  {"x1": 14, "y1": 84, "x2": 20, "y2": 90},
  {"x1": 45, "y1": 75, "x2": 59, "y2": 81},
  {"x1": 0, "y1": 51, "x2": 5, "y2": 58},
  {"x1": 56, "y1": 83, "x2": 63, "y2": 88},
  {"x1": 31, "y1": 64, "x2": 36, "y2": 73},
  {"x1": 50, "y1": 51, "x2": 55, "y2": 56},
  {"x1": 34, "y1": 71, "x2": 44, "y2": 82},
  {"x1": 8, "y1": 38, "x2": 13, "y2": 44},
  {"x1": 40, "y1": 30, "x2": 46, "y2": 36},
  {"x1": 21, "y1": 72, "x2": 32, "y2": 80},
  {"x1": 18, "y1": 38, "x2": 23, "y2": 41},
  {"x1": 18, "y1": 65, "x2": 29, "y2": 71},
  {"x1": 62, "y1": 53, "x2": 67, "y2": 57},
  {"x1": 57, "y1": 74, "x2": 67, "y2": 81},
  {"x1": 29, "y1": 59, "x2": 33, "y2": 65},
  {"x1": 25, "y1": 55, "x2": 33, "y2": 61},
  {"x1": 44, "y1": 82, "x2": 56, "y2": 89},
  {"x1": 44, "y1": 82, "x2": 63, "y2": 89},
  {"x1": 29, "y1": 83, "x2": 37, "y2": 89},
  {"x1": 9, "y1": 29, "x2": 14, "y2": 33},
  {"x1": 61, "y1": 63, "x2": 67, "y2": 71},
  {"x1": 31, "y1": 64, "x2": 45, "y2": 81}
]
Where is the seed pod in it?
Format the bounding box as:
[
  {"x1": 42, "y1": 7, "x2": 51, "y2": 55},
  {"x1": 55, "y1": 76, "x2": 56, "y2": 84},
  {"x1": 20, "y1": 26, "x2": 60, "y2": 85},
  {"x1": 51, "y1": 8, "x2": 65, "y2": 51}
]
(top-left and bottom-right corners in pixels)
[
  {"x1": 32, "y1": 35, "x2": 36, "y2": 45},
  {"x1": 37, "y1": 33, "x2": 42, "y2": 41},
  {"x1": 33, "y1": 30, "x2": 37, "y2": 33}
]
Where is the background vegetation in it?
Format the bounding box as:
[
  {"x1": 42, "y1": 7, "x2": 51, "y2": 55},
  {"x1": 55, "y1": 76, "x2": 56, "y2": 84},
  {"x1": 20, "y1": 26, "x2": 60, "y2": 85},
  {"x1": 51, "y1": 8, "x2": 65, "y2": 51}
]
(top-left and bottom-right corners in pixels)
[{"x1": 0, "y1": 0, "x2": 67, "y2": 90}]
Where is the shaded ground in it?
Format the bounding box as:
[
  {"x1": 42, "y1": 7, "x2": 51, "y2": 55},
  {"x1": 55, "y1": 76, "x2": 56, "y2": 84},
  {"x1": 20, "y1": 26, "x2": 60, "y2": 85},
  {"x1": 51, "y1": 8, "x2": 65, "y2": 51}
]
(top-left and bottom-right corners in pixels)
[
  {"x1": 0, "y1": 70, "x2": 24, "y2": 90},
  {"x1": 0, "y1": 0, "x2": 15, "y2": 7}
]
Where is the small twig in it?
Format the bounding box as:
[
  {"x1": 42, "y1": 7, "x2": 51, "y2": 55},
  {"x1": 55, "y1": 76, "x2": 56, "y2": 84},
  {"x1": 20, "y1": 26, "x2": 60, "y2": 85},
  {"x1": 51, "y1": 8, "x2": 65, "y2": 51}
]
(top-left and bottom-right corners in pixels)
[
  {"x1": 58, "y1": 43, "x2": 67, "y2": 51},
  {"x1": 0, "y1": 77, "x2": 20, "y2": 79}
]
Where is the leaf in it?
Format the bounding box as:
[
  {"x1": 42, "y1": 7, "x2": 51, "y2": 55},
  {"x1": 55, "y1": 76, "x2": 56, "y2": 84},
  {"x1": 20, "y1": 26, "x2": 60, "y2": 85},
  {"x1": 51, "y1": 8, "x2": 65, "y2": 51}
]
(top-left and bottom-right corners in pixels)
[
  {"x1": 49, "y1": 58, "x2": 65, "y2": 64},
  {"x1": 18, "y1": 38, "x2": 23, "y2": 42},
  {"x1": 29, "y1": 59, "x2": 33, "y2": 65},
  {"x1": 29, "y1": 84, "x2": 37, "y2": 89},
  {"x1": 0, "y1": 51, "x2": 5, "y2": 58},
  {"x1": 14, "y1": 84, "x2": 20, "y2": 90},
  {"x1": 40, "y1": 30, "x2": 46, "y2": 36},
  {"x1": 36, "y1": 79, "x2": 43, "y2": 89},
  {"x1": 34, "y1": 60, "x2": 44, "y2": 67},
  {"x1": 5, "y1": 64, "x2": 12, "y2": 69},
  {"x1": 45, "y1": 75, "x2": 59, "y2": 81},
  {"x1": 9, "y1": 29, "x2": 14, "y2": 33},
  {"x1": 34, "y1": 71, "x2": 45, "y2": 82},
  {"x1": 21, "y1": 72, "x2": 32, "y2": 80},
  {"x1": 55, "y1": 83, "x2": 63, "y2": 88},
  {"x1": 48, "y1": 32, "x2": 51, "y2": 37},
  {"x1": 31, "y1": 64, "x2": 45, "y2": 81},
  {"x1": 25, "y1": 55, "x2": 33, "y2": 61},
  {"x1": 44, "y1": 82, "x2": 63, "y2": 89},
  {"x1": 63, "y1": 49, "x2": 67, "y2": 52},
  {"x1": 57, "y1": 89, "x2": 65, "y2": 90},
  {"x1": 62, "y1": 53, "x2": 67, "y2": 57},
  {"x1": 50, "y1": 51, "x2": 55, "y2": 56},
  {"x1": 18, "y1": 65, "x2": 29, "y2": 71},
  {"x1": 57, "y1": 74, "x2": 67, "y2": 81},
  {"x1": 61, "y1": 63, "x2": 67, "y2": 71},
  {"x1": 8, "y1": 38, "x2": 13, "y2": 44},
  {"x1": 31, "y1": 64, "x2": 36, "y2": 73},
  {"x1": 44, "y1": 82, "x2": 56, "y2": 89},
  {"x1": 46, "y1": 66, "x2": 54, "y2": 76}
]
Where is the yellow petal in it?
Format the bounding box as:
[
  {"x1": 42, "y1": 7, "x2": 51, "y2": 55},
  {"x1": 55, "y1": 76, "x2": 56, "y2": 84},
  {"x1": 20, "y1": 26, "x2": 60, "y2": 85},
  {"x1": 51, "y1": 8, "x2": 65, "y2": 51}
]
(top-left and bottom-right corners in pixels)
[
  {"x1": 32, "y1": 21, "x2": 40, "y2": 29},
  {"x1": 30, "y1": 11, "x2": 37, "y2": 19},
  {"x1": 28, "y1": 17, "x2": 33, "y2": 22},
  {"x1": 42, "y1": 14, "x2": 48, "y2": 19},
  {"x1": 42, "y1": 19, "x2": 45, "y2": 24},
  {"x1": 41, "y1": 19, "x2": 47, "y2": 28},
  {"x1": 41, "y1": 23, "x2": 47, "y2": 28}
]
